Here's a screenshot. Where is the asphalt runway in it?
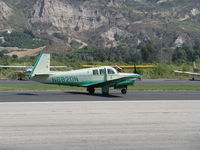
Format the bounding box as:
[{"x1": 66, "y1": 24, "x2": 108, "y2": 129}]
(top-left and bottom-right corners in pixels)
[
  {"x1": 0, "y1": 101, "x2": 200, "y2": 150},
  {"x1": 0, "y1": 91, "x2": 200, "y2": 102},
  {"x1": 0, "y1": 79, "x2": 40, "y2": 85}
]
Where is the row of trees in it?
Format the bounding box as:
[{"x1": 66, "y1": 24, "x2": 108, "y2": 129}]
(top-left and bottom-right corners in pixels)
[
  {"x1": 67, "y1": 42, "x2": 159, "y2": 64},
  {"x1": 67, "y1": 40, "x2": 200, "y2": 64},
  {"x1": 172, "y1": 41, "x2": 200, "y2": 63}
]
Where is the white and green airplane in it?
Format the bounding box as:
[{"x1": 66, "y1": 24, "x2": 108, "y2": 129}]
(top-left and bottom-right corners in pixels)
[{"x1": 30, "y1": 53, "x2": 141, "y2": 95}]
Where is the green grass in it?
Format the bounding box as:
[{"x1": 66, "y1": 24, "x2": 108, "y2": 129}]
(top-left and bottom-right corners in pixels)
[
  {"x1": 0, "y1": 84, "x2": 84, "y2": 91},
  {"x1": 0, "y1": 84, "x2": 200, "y2": 91}
]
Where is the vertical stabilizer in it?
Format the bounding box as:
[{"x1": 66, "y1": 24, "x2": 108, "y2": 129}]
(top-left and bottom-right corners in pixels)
[{"x1": 30, "y1": 53, "x2": 50, "y2": 78}]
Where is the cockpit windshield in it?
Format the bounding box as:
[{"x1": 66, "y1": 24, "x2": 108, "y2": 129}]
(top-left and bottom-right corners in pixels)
[{"x1": 99, "y1": 68, "x2": 118, "y2": 75}]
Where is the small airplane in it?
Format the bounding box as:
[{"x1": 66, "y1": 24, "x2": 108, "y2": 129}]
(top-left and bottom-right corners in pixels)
[
  {"x1": 174, "y1": 62, "x2": 200, "y2": 80},
  {"x1": 30, "y1": 53, "x2": 141, "y2": 95}
]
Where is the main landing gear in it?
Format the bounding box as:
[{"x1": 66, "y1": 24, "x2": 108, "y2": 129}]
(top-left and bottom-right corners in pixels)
[
  {"x1": 87, "y1": 87, "x2": 127, "y2": 95},
  {"x1": 87, "y1": 87, "x2": 95, "y2": 95},
  {"x1": 121, "y1": 88, "x2": 127, "y2": 94}
]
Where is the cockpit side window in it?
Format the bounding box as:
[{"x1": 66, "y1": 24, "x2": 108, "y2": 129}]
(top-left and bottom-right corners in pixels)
[
  {"x1": 93, "y1": 69, "x2": 98, "y2": 75},
  {"x1": 107, "y1": 68, "x2": 115, "y2": 74}
]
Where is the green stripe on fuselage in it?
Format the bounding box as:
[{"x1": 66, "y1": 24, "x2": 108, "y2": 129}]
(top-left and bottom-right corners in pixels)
[
  {"x1": 51, "y1": 76, "x2": 101, "y2": 87},
  {"x1": 52, "y1": 76, "x2": 79, "y2": 83},
  {"x1": 114, "y1": 79, "x2": 135, "y2": 89}
]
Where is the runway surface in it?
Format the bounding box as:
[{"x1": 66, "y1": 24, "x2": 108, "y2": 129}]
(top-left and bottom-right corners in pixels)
[
  {"x1": 0, "y1": 100, "x2": 200, "y2": 150},
  {"x1": 0, "y1": 91, "x2": 200, "y2": 102}
]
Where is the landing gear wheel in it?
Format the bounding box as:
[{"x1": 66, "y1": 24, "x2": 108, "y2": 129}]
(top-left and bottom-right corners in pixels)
[
  {"x1": 87, "y1": 87, "x2": 95, "y2": 95},
  {"x1": 121, "y1": 89, "x2": 127, "y2": 94}
]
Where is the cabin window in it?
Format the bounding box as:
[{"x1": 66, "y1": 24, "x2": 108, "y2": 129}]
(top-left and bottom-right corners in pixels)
[
  {"x1": 93, "y1": 69, "x2": 98, "y2": 75},
  {"x1": 100, "y1": 69, "x2": 105, "y2": 75},
  {"x1": 108, "y1": 69, "x2": 115, "y2": 74}
]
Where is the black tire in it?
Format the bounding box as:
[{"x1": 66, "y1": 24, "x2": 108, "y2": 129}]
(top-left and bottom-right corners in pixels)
[
  {"x1": 87, "y1": 87, "x2": 95, "y2": 95},
  {"x1": 121, "y1": 89, "x2": 127, "y2": 94}
]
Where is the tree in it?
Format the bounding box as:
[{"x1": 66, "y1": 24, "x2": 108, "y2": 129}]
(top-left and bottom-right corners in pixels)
[
  {"x1": 140, "y1": 42, "x2": 159, "y2": 63},
  {"x1": 12, "y1": 55, "x2": 18, "y2": 59},
  {"x1": 0, "y1": 51, "x2": 4, "y2": 58},
  {"x1": 193, "y1": 40, "x2": 200, "y2": 50},
  {"x1": 172, "y1": 48, "x2": 187, "y2": 63}
]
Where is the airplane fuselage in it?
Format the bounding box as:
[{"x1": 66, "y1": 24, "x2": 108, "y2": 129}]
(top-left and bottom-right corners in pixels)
[{"x1": 32, "y1": 67, "x2": 136, "y2": 88}]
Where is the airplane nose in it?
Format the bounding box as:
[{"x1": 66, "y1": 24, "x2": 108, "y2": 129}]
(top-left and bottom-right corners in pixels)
[
  {"x1": 134, "y1": 74, "x2": 141, "y2": 78},
  {"x1": 129, "y1": 74, "x2": 141, "y2": 78}
]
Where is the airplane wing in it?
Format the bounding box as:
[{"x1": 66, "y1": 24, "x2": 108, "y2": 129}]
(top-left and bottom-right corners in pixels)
[
  {"x1": 80, "y1": 65, "x2": 154, "y2": 69},
  {"x1": 174, "y1": 70, "x2": 200, "y2": 76},
  {"x1": 81, "y1": 74, "x2": 140, "y2": 87},
  {"x1": 117, "y1": 65, "x2": 154, "y2": 69},
  {"x1": 0, "y1": 65, "x2": 32, "y2": 68},
  {"x1": 0, "y1": 66, "x2": 67, "y2": 69}
]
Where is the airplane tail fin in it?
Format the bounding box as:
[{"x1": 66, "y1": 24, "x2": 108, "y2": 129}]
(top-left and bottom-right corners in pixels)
[{"x1": 30, "y1": 53, "x2": 50, "y2": 78}]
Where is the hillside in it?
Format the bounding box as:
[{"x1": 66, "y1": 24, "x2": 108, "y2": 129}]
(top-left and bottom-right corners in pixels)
[{"x1": 0, "y1": 0, "x2": 200, "y2": 62}]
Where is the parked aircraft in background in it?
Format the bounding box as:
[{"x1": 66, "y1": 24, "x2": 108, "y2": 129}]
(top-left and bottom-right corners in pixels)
[
  {"x1": 0, "y1": 65, "x2": 67, "y2": 73},
  {"x1": 174, "y1": 62, "x2": 200, "y2": 80},
  {"x1": 30, "y1": 53, "x2": 141, "y2": 95},
  {"x1": 0, "y1": 65, "x2": 67, "y2": 80}
]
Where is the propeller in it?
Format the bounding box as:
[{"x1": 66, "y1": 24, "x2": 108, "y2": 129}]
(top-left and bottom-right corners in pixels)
[
  {"x1": 134, "y1": 64, "x2": 137, "y2": 74},
  {"x1": 114, "y1": 65, "x2": 123, "y2": 72}
]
